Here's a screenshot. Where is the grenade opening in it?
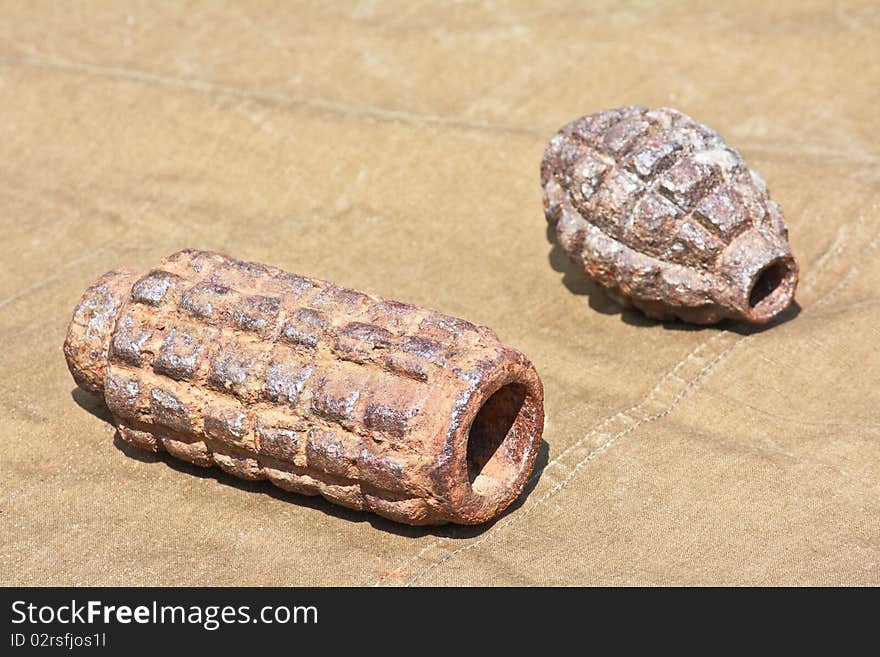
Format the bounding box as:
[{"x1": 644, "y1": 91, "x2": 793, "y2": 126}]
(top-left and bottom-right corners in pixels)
[
  {"x1": 467, "y1": 383, "x2": 527, "y2": 484},
  {"x1": 465, "y1": 380, "x2": 539, "y2": 499},
  {"x1": 746, "y1": 257, "x2": 797, "y2": 321}
]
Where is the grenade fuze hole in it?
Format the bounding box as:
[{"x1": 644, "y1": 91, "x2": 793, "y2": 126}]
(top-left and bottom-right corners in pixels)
[
  {"x1": 467, "y1": 382, "x2": 531, "y2": 487},
  {"x1": 747, "y1": 256, "x2": 797, "y2": 320}
]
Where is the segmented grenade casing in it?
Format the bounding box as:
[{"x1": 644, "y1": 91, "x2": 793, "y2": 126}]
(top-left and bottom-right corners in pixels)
[
  {"x1": 65, "y1": 250, "x2": 543, "y2": 525},
  {"x1": 542, "y1": 106, "x2": 799, "y2": 324}
]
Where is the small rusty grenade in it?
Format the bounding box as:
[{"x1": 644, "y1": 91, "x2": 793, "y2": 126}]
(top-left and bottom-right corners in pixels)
[
  {"x1": 541, "y1": 106, "x2": 799, "y2": 325},
  {"x1": 64, "y1": 250, "x2": 544, "y2": 526}
]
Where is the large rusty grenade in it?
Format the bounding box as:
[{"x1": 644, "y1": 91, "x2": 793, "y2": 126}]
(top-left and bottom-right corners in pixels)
[
  {"x1": 64, "y1": 250, "x2": 544, "y2": 526},
  {"x1": 541, "y1": 106, "x2": 799, "y2": 324}
]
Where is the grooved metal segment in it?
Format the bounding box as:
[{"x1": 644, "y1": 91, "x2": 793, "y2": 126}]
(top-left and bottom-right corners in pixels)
[
  {"x1": 541, "y1": 106, "x2": 799, "y2": 324},
  {"x1": 65, "y1": 250, "x2": 544, "y2": 525}
]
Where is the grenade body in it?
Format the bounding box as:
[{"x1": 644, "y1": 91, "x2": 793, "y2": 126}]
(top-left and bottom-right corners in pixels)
[
  {"x1": 65, "y1": 250, "x2": 543, "y2": 525},
  {"x1": 541, "y1": 106, "x2": 799, "y2": 324}
]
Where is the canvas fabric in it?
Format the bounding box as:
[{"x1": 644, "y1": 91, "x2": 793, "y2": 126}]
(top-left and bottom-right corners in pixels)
[{"x1": 1, "y1": 1, "x2": 878, "y2": 586}]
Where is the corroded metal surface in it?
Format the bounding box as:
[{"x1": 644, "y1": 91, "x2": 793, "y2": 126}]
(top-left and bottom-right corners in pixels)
[
  {"x1": 65, "y1": 250, "x2": 544, "y2": 525},
  {"x1": 541, "y1": 106, "x2": 799, "y2": 324}
]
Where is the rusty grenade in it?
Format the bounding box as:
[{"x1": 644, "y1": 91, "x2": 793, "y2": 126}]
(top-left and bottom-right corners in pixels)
[
  {"x1": 64, "y1": 250, "x2": 544, "y2": 526},
  {"x1": 541, "y1": 106, "x2": 799, "y2": 324}
]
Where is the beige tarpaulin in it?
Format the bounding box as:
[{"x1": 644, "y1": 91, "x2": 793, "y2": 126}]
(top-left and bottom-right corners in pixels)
[{"x1": 2, "y1": 1, "x2": 878, "y2": 586}]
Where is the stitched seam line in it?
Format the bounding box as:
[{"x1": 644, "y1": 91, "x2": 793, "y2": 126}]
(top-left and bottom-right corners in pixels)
[
  {"x1": 5, "y1": 54, "x2": 880, "y2": 168},
  {"x1": 369, "y1": 331, "x2": 732, "y2": 586},
  {"x1": 0, "y1": 54, "x2": 542, "y2": 139},
  {"x1": 405, "y1": 336, "x2": 745, "y2": 586}
]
